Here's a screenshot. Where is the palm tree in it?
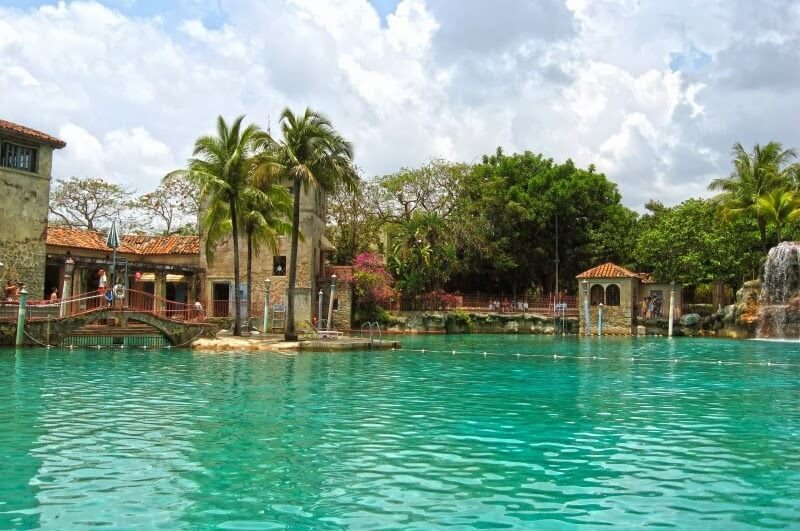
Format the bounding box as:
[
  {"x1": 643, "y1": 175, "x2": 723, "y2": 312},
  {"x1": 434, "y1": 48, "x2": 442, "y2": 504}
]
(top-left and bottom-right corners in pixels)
[
  {"x1": 709, "y1": 141, "x2": 797, "y2": 253},
  {"x1": 756, "y1": 190, "x2": 800, "y2": 243},
  {"x1": 252, "y1": 108, "x2": 357, "y2": 340},
  {"x1": 167, "y1": 115, "x2": 261, "y2": 335},
  {"x1": 239, "y1": 182, "x2": 292, "y2": 325}
]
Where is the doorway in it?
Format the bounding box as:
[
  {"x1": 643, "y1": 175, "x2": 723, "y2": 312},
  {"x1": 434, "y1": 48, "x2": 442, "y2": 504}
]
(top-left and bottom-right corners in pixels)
[
  {"x1": 212, "y1": 282, "x2": 231, "y2": 317},
  {"x1": 44, "y1": 264, "x2": 61, "y2": 300}
]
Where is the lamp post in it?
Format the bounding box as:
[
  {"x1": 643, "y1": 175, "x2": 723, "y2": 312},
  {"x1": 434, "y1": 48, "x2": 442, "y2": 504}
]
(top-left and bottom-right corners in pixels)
[
  {"x1": 60, "y1": 257, "x2": 75, "y2": 318},
  {"x1": 318, "y1": 289, "x2": 324, "y2": 327},
  {"x1": 668, "y1": 281, "x2": 675, "y2": 337},
  {"x1": 263, "y1": 278, "x2": 271, "y2": 333},
  {"x1": 582, "y1": 280, "x2": 591, "y2": 336},
  {"x1": 327, "y1": 273, "x2": 337, "y2": 331}
]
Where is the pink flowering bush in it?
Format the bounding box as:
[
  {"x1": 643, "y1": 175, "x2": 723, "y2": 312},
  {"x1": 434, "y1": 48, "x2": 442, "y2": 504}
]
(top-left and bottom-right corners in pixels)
[{"x1": 347, "y1": 252, "x2": 397, "y2": 322}]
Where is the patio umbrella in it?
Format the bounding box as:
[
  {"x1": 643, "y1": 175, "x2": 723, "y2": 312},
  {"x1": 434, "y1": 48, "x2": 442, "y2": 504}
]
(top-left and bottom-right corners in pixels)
[{"x1": 106, "y1": 219, "x2": 120, "y2": 286}]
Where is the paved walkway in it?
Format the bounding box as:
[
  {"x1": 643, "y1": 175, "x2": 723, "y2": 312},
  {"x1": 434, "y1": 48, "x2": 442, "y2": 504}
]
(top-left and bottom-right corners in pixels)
[{"x1": 192, "y1": 333, "x2": 398, "y2": 352}]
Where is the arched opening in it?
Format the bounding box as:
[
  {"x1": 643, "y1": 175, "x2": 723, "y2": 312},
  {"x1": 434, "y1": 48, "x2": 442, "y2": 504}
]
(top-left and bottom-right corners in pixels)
[
  {"x1": 590, "y1": 284, "x2": 604, "y2": 306},
  {"x1": 606, "y1": 284, "x2": 621, "y2": 306}
]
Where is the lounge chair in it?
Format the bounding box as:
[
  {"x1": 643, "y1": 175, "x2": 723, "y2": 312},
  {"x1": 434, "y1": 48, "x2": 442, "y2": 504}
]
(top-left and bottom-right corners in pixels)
[{"x1": 315, "y1": 319, "x2": 344, "y2": 339}]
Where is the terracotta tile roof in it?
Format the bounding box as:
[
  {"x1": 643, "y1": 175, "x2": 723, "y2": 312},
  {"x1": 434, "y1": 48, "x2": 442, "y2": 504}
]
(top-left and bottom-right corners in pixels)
[
  {"x1": 46, "y1": 226, "x2": 199, "y2": 255},
  {"x1": 576, "y1": 262, "x2": 640, "y2": 279},
  {"x1": 46, "y1": 226, "x2": 139, "y2": 253},
  {"x1": 122, "y1": 234, "x2": 200, "y2": 255},
  {"x1": 0, "y1": 119, "x2": 66, "y2": 149}
]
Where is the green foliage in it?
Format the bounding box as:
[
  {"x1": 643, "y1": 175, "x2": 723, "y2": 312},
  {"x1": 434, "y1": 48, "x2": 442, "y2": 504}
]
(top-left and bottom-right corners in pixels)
[
  {"x1": 450, "y1": 149, "x2": 637, "y2": 293},
  {"x1": 251, "y1": 108, "x2": 357, "y2": 338},
  {"x1": 326, "y1": 178, "x2": 383, "y2": 265},
  {"x1": 387, "y1": 211, "x2": 457, "y2": 295},
  {"x1": 347, "y1": 253, "x2": 396, "y2": 324},
  {"x1": 709, "y1": 141, "x2": 798, "y2": 252},
  {"x1": 632, "y1": 198, "x2": 761, "y2": 286},
  {"x1": 166, "y1": 115, "x2": 263, "y2": 336},
  {"x1": 449, "y1": 308, "x2": 473, "y2": 332},
  {"x1": 756, "y1": 190, "x2": 800, "y2": 242}
]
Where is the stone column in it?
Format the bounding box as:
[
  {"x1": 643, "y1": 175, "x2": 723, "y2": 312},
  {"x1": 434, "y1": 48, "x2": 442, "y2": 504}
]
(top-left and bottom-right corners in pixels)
[
  {"x1": 154, "y1": 272, "x2": 167, "y2": 315},
  {"x1": 74, "y1": 267, "x2": 87, "y2": 311}
]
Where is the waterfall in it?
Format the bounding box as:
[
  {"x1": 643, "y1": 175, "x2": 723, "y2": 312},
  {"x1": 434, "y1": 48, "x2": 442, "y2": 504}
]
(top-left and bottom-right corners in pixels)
[{"x1": 758, "y1": 242, "x2": 800, "y2": 339}]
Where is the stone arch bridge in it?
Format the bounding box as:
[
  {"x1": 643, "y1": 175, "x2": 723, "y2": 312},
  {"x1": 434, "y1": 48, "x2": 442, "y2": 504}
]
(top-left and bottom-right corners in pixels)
[{"x1": 0, "y1": 307, "x2": 217, "y2": 347}]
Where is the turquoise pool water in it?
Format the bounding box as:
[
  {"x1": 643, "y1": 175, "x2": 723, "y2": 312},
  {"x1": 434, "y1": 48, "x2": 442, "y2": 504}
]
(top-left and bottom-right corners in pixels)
[{"x1": 1, "y1": 336, "x2": 799, "y2": 529}]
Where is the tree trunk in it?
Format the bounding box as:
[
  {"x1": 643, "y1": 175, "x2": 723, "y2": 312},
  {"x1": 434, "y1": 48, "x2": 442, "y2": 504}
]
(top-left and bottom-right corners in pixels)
[
  {"x1": 285, "y1": 180, "x2": 302, "y2": 340},
  {"x1": 757, "y1": 216, "x2": 768, "y2": 255},
  {"x1": 230, "y1": 197, "x2": 242, "y2": 336},
  {"x1": 247, "y1": 230, "x2": 253, "y2": 332}
]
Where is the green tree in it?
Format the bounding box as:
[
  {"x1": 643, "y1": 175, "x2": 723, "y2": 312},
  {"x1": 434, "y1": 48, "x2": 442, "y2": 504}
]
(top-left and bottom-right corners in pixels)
[
  {"x1": 756, "y1": 190, "x2": 800, "y2": 243},
  {"x1": 708, "y1": 142, "x2": 797, "y2": 253},
  {"x1": 450, "y1": 149, "x2": 636, "y2": 294},
  {"x1": 326, "y1": 179, "x2": 382, "y2": 265},
  {"x1": 633, "y1": 198, "x2": 760, "y2": 286},
  {"x1": 387, "y1": 211, "x2": 457, "y2": 295},
  {"x1": 253, "y1": 108, "x2": 357, "y2": 340},
  {"x1": 167, "y1": 115, "x2": 262, "y2": 336},
  {"x1": 240, "y1": 182, "x2": 292, "y2": 322}
]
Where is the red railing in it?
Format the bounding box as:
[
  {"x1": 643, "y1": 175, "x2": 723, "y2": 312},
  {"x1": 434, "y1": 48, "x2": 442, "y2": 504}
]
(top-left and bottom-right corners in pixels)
[
  {"x1": 124, "y1": 289, "x2": 203, "y2": 321},
  {"x1": 0, "y1": 289, "x2": 205, "y2": 323},
  {"x1": 0, "y1": 290, "x2": 105, "y2": 321}
]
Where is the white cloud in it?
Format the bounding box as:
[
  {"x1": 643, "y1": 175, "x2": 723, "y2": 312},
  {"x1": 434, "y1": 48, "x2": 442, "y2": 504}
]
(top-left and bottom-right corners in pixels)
[
  {"x1": 57, "y1": 123, "x2": 174, "y2": 191},
  {"x1": 1, "y1": 0, "x2": 798, "y2": 212}
]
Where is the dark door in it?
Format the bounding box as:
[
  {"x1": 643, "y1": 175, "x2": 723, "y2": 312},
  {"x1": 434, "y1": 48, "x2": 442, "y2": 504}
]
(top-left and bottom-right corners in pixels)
[{"x1": 213, "y1": 283, "x2": 230, "y2": 317}]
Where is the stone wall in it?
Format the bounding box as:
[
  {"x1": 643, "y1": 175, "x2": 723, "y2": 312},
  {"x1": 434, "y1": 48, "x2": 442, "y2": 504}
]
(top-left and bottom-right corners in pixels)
[
  {"x1": 0, "y1": 146, "x2": 55, "y2": 299},
  {"x1": 578, "y1": 278, "x2": 636, "y2": 335},
  {"x1": 201, "y1": 180, "x2": 352, "y2": 329},
  {"x1": 388, "y1": 311, "x2": 578, "y2": 334}
]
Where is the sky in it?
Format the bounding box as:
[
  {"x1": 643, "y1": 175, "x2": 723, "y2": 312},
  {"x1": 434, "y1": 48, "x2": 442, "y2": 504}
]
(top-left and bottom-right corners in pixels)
[{"x1": 1, "y1": 0, "x2": 798, "y2": 210}]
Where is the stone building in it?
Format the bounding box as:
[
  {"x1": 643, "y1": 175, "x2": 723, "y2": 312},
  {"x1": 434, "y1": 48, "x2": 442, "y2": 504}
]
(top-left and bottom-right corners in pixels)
[
  {"x1": 45, "y1": 226, "x2": 202, "y2": 311},
  {"x1": 202, "y1": 179, "x2": 351, "y2": 331},
  {"x1": 0, "y1": 119, "x2": 66, "y2": 297},
  {"x1": 576, "y1": 262, "x2": 683, "y2": 335}
]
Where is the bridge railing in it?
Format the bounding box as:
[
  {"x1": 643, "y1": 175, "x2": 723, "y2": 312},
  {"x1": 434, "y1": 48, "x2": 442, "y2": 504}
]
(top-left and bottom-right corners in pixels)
[
  {"x1": 0, "y1": 290, "x2": 106, "y2": 322},
  {"x1": 124, "y1": 289, "x2": 203, "y2": 322}
]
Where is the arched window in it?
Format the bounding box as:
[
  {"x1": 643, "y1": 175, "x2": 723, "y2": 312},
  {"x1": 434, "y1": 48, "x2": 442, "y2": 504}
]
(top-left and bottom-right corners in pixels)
[
  {"x1": 606, "y1": 284, "x2": 620, "y2": 306},
  {"x1": 590, "y1": 284, "x2": 604, "y2": 306}
]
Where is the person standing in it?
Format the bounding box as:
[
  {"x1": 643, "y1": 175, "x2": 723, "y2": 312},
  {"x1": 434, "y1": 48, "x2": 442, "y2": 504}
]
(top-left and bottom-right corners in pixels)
[
  {"x1": 4, "y1": 280, "x2": 16, "y2": 302},
  {"x1": 50, "y1": 287, "x2": 59, "y2": 303}
]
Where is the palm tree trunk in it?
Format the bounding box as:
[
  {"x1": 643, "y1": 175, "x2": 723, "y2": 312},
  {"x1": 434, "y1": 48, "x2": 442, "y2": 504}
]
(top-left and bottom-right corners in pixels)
[
  {"x1": 285, "y1": 179, "x2": 302, "y2": 340},
  {"x1": 230, "y1": 197, "x2": 242, "y2": 336},
  {"x1": 758, "y1": 216, "x2": 768, "y2": 254},
  {"x1": 247, "y1": 230, "x2": 253, "y2": 330}
]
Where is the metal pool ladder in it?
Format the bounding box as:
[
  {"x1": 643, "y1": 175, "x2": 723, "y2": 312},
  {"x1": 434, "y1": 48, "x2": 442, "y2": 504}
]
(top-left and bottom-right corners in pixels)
[{"x1": 360, "y1": 322, "x2": 382, "y2": 348}]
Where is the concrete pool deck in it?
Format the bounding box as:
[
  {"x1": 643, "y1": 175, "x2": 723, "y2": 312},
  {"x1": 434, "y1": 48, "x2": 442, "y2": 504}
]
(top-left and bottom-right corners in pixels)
[{"x1": 192, "y1": 332, "x2": 399, "y2": 352}]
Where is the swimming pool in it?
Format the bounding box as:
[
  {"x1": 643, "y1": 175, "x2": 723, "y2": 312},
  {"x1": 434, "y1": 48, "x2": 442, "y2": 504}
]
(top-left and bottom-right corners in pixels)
[{"x1": 1, "y1": 336, "x2": 798, "y2": 528}]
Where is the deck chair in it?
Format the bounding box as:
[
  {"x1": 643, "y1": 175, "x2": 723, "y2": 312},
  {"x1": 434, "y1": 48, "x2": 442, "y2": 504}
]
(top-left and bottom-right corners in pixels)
[{"x1": 315, "y1": 319, "x2": 344, "y2": 339}]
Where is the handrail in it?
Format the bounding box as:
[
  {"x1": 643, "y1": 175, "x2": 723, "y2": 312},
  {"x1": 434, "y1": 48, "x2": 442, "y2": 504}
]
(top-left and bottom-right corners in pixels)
[{"x1": 360, "y1": 321, "x2": 382, "y2": 347}]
